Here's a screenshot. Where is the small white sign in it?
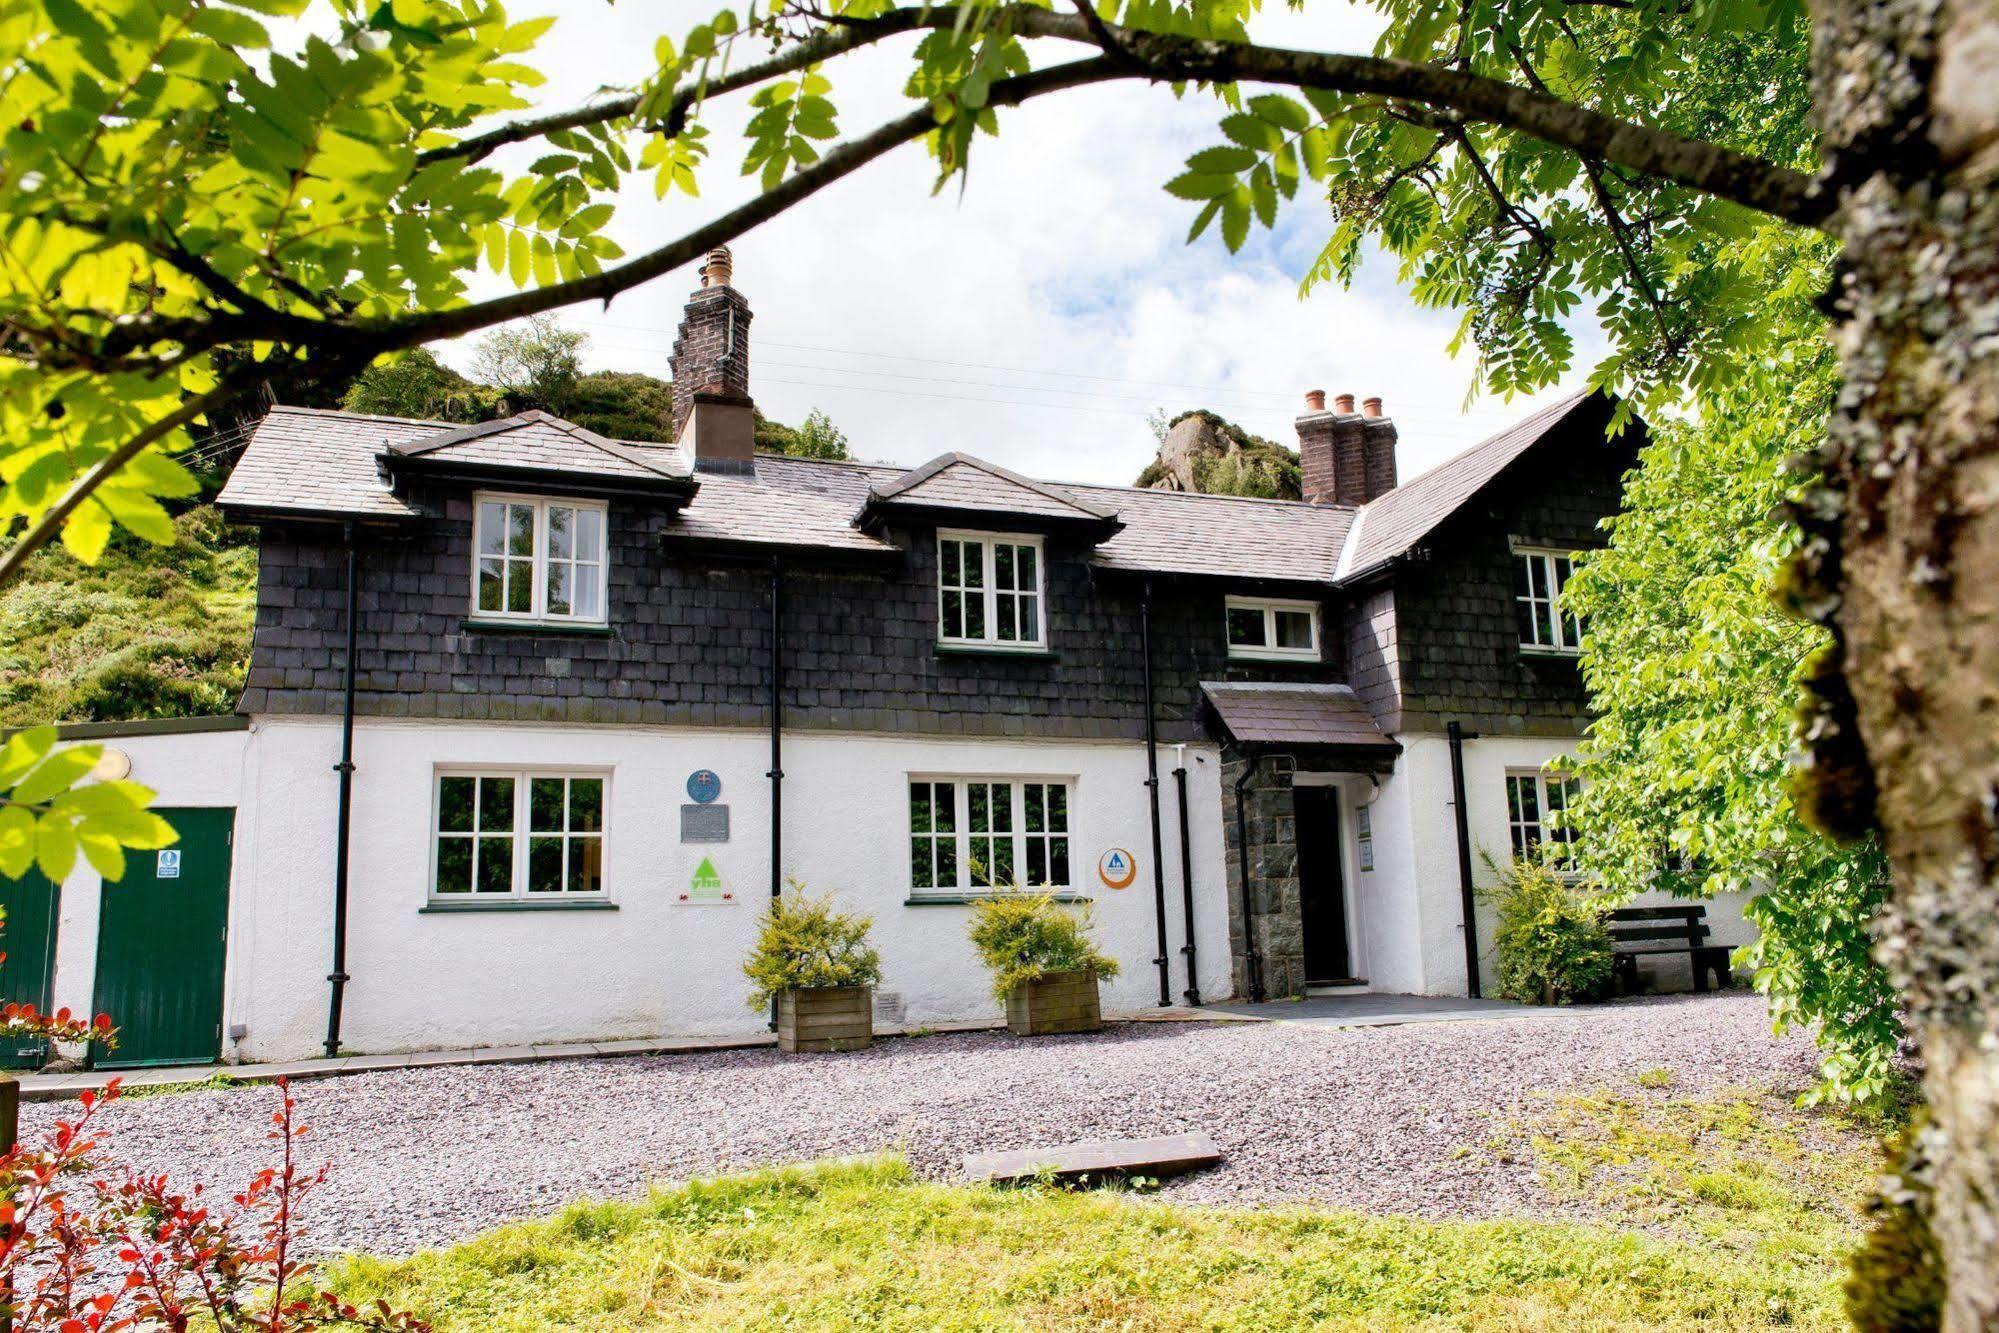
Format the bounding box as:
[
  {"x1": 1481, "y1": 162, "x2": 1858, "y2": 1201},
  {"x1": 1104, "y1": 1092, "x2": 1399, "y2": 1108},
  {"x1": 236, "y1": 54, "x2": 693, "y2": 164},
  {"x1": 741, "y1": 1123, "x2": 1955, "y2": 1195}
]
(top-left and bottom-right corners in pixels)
[{"x1": 156, "y1": 849, "x2": 181, "y2": 879}]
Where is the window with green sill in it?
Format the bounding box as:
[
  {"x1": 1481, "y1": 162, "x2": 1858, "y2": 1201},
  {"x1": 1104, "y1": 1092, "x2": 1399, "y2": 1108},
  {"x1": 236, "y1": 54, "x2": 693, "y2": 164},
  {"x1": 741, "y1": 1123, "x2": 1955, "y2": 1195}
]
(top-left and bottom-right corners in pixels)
[
  {"x1": 937, "y1": 531, "x2": 1044, "y2": 649},
  {"x1": 473, "y1": 493, "x2": 607, "y2": 625},
  {"x1": 433, "y1": 769, "x2": 606, "y2": 902},
  {"x1": 909, "y1": 777, "x2": 1071, "y2": 895}
]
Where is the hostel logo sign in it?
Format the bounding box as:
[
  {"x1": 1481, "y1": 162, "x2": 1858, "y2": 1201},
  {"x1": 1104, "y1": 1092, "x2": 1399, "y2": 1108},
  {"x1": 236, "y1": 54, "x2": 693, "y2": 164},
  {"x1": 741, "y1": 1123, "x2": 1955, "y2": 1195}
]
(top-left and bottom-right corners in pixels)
[
  {"x1": 1097, "y1": 847, "x2": 1137, "y2": 890},
  {"x1": 680, "y1": 856, "x2": 732, "y2": 903}
]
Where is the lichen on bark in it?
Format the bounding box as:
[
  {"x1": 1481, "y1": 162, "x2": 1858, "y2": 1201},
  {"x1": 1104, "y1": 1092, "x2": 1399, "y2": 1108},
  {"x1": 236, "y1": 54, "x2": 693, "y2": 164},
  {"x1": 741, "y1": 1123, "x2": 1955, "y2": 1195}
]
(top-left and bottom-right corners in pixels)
[{"x1": 1799, "y1": 0, "x2": 1999, "y2": 1322}]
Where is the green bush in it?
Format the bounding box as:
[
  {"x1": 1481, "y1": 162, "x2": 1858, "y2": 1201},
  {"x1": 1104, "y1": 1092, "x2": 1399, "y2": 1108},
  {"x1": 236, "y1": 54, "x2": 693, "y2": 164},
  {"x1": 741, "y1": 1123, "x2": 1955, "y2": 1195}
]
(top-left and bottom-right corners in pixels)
[
  {"x1": 742, "y1": 890, "x2": 881, "y2": 1011},
  {"x1": 1485, "y1": 856, "x2": 1615, "y2": 1004},
  {"x1": 966, "y1": 891, "x2": 1120, "y2": 1004}
]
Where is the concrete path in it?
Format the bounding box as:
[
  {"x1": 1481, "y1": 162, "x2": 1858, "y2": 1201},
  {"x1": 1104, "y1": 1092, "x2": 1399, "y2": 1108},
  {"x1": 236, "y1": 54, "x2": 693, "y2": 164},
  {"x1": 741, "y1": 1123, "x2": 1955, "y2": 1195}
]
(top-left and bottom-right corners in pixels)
[{"x1": 1208, "y1": 991, "x2": 1579, "y2": 1027}]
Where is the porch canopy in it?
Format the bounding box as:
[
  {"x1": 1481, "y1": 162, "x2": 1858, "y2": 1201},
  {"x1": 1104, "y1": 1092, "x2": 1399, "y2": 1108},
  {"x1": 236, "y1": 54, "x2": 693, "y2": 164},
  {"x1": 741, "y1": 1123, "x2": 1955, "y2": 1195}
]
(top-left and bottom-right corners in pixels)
[{"x1": 1200, "y1": 683, "x2": 1401, "y2": 766}]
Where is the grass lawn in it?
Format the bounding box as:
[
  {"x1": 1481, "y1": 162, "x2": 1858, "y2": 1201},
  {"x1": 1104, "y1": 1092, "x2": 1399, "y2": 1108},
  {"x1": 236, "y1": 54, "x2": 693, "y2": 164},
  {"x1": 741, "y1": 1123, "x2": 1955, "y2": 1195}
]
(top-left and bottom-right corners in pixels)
[{"x1": 333, "y1": 1081, "x2": 1878, "y2": 1331}]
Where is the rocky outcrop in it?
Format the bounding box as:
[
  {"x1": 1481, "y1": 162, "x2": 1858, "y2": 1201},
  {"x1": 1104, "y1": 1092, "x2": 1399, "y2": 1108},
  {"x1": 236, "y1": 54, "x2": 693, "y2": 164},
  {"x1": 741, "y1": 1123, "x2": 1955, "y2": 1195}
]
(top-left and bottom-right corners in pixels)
[{"x1": 1134, "y1": 410, "x2": 1301, "y2": 500}]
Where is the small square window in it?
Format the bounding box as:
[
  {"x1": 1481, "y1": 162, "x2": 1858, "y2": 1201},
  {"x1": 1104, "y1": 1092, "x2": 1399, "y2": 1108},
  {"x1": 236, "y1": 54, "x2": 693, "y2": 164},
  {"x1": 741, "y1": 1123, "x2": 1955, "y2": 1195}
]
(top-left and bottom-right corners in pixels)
[
  {"x1": 1225, "y1": 597, "x2": 1320, "y2": 661},
  {"x1": 938, "y1": 533, "x2": 1045, "y2": 650}
]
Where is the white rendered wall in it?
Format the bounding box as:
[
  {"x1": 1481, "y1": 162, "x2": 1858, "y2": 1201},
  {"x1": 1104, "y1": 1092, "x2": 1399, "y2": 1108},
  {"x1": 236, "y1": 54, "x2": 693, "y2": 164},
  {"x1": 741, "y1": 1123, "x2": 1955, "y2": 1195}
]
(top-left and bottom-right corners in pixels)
[
  {"x1": 227, "y1": 717, "x2": 1232, "y2": 1061},
  {"x1": 1386, "y1": 732, "x2": 1759, "y2": 996}
]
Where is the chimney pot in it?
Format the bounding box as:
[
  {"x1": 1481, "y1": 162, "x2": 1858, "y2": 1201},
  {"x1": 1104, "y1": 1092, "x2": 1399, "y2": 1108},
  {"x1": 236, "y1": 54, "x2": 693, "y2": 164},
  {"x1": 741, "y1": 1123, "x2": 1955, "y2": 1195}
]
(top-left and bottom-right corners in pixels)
[
  {"x1": 1334, "y1": 393, "x2": 1356, "y2": 414},
  {"x1": 1361, "y1": 396, "x2": 1383, "y2": 419},
  {"x1": 1304, "y1": 389, "x2": 1327, "y2": 412},
  {"x1": 701, "y1": 244, "x2": 734, "y2": 289}
]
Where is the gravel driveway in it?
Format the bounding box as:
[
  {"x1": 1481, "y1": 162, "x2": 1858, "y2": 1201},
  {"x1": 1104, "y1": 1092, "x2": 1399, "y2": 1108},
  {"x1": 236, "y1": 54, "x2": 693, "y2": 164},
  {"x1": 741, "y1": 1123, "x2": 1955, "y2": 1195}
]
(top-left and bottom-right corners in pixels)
[{"x1": 26, "y1": 992, "x2": 1820, "y2": 1256}]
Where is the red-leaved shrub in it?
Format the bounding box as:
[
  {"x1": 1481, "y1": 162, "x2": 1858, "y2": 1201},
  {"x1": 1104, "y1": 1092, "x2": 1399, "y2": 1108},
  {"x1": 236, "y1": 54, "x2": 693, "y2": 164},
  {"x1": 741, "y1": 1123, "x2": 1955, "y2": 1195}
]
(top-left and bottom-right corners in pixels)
[{"x1": 0, "y1": 1079, "x2": 426, "y2": 1331}]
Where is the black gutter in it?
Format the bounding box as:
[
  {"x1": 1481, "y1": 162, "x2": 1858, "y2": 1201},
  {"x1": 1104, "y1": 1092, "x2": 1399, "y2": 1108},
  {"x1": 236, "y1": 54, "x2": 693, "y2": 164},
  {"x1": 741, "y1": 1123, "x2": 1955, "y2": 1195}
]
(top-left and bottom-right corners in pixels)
[
  {"x1": 1173, "y1": 748, "x2": 1200, "y2": 1006},
  {"x1": 768, "y1": 560, "x2": 785, "y2": 901},
  {"x1": 324, "y1": 524, "x2": 360, "y2": 1059},
  {"x1": 1232, "y1": 754, "x2": 1265, "y2": 1003},
  {"x1": 1139, "y1": 581, "x2": 1170, "y2": 1007},
  {"x1": 1447, "y1": 720, "x2": 1482, "y2": 998}
]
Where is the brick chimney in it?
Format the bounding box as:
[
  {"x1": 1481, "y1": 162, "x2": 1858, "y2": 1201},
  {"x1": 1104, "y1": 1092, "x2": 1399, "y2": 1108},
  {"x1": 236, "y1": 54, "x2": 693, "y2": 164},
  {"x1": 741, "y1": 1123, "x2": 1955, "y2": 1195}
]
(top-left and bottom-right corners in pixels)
[
  {"x1": 669, "y1": 245, "x2": 756, "y2": 473},
  {"x1": 1296, "y1": 389, "x2": 1397, "y2": 505}
]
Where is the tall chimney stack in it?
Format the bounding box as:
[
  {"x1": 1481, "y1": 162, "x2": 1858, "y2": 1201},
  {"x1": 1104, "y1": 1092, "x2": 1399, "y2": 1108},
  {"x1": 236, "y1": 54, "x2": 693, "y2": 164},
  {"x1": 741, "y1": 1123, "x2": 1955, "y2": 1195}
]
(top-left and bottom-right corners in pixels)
[
  {"x1": 1296, "y1": 386, "x2": 1398, "y2": 504},
  {"x1": 670, "y1": 245, "x2": 756, "y2": 473}
]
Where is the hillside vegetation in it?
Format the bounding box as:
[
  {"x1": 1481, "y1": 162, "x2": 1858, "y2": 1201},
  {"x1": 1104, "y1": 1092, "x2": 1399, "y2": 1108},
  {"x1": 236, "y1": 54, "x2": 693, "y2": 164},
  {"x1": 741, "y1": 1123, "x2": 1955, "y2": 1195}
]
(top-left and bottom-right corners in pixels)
[{"x1": 0, "y1": 504, "x2": 255, "y2": 727}]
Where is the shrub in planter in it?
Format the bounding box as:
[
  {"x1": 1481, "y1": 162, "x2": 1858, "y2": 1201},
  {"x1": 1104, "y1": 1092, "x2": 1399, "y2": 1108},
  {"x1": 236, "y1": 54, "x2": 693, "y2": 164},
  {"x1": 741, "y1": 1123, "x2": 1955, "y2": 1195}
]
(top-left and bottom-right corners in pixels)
[
  {"x1": 743, "y1": 890, "x2": 882, "y2": 1053},
  {"x1": 967, "y1": 892, "x2": 1120, "y2": 1035},
  {"x1": 1485, "y1": 856, "x2": 1615, "y2": 1004}
]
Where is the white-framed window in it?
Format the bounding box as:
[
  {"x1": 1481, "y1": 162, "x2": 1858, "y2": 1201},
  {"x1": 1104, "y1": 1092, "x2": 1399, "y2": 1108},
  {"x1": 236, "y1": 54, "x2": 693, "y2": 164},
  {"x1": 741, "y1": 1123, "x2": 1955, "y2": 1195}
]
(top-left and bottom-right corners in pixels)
[
  {"x1": 472, "y1": 493, "x2": 607, "y2": 624},
  {"x1": 1225, "y1": 595, "x2": 1321, "y2": 661},
  {"x1": 1515, "y1": 548, "x2": 1582, "y2": 652},
  {"x1": 909, "y1": 777, "x2": 1071, "y2": 894},
  {"x1": 937, "y1": 531, "x2": 1045, "y2": 649},
  {"x1": 1505, "y1": 768, "x2": 1582, "y2": 870},
  {"x1": 432, "y1": 768, "x2": 607, "y2": 900}
]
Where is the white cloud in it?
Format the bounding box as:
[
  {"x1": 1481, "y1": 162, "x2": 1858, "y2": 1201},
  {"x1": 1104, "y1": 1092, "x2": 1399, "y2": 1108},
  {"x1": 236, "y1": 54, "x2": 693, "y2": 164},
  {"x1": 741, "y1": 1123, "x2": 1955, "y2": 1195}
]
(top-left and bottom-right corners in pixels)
[{"x1": 437, "y1": 0, "x2": 1600, "y2": 486}]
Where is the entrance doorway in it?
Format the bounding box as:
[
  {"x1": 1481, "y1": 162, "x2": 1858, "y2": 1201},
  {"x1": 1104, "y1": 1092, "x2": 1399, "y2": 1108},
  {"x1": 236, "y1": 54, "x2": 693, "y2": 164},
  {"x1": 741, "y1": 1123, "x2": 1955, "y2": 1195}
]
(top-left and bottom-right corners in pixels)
[
  {"x1": 1292, "y1": 786, "x2": 1353, "y2": 984},
  {"x1": 0, "y1": 867, "x2": 60, "y2": 1069},
  {"x1": 93, "y1": 807, "x2": 233, "y2": 1068}
]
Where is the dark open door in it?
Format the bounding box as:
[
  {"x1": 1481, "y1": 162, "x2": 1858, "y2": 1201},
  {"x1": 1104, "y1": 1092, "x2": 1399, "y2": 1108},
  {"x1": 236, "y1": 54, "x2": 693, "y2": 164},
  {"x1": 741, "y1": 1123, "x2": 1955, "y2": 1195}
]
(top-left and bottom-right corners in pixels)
[
  {"x1": 0, "y1": 868, "x2": 61, "y2": 1069},
  {"x1": 1293, "y1": 786, "x2": 1353, "y2": 984},
  {"x1": 93, "y1": 808, "x2": 232, "y2": 1068}
]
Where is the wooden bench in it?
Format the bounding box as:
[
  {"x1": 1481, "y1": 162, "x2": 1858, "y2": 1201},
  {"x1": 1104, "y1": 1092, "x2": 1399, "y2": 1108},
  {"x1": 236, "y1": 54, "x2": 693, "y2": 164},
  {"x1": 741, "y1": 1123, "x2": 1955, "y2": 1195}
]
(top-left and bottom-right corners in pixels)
[{"x1": 1605, "y1": 905, "x2": 1735, "y2": 995}]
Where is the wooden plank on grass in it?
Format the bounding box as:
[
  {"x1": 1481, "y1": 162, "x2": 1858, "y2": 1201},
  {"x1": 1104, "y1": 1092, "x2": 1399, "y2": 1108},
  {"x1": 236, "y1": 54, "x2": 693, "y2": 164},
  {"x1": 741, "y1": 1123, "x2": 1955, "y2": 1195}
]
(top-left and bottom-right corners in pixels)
[{"x1": 963, "y1": 1132, "x2": 1222, "y2": 1185}]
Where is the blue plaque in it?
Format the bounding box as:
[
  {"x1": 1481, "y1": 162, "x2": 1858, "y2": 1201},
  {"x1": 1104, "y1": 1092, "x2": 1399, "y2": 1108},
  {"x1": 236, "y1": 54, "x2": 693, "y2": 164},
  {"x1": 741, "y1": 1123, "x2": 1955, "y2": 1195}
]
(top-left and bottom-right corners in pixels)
[{"x1": 686, "y1": 769, "x2": 722, "y2": 804}]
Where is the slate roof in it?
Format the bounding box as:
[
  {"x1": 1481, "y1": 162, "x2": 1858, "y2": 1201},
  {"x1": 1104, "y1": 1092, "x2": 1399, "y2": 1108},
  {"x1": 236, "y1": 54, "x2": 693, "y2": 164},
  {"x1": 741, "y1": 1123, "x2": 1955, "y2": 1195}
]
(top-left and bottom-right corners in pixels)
[
  {"x1": 868, "y1": 453, "x2": 1119, "y2": 524},
  {"x1": 387, "y1": 410, "x2": 692, "y2": 485},
  {"x1": 1337, "y1": 390, "x2": 1594, "y2": 580},
  {"x1": 1201, "y1": 682, "x2": 1400, "y2": 751},
  {"x1": 218, "y1": 392, "x2": 1597, "y2": 582},
  {"x1": 217, "y1": 406, "x2": 428, "y2": 519}
]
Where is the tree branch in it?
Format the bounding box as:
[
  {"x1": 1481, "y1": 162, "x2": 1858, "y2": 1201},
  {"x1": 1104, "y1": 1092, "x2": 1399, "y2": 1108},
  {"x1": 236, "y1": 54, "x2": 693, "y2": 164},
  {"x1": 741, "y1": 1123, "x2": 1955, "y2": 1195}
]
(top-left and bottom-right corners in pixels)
[
  {"x1": 412, "y1": 5, "x2": 1826, "y2": 228},
  {"x1": 414, "y1": 8, "x2": 933, "y2": 168},
  {"x1": 0, "y1": 380, "x2": 242, "y2": 586}
]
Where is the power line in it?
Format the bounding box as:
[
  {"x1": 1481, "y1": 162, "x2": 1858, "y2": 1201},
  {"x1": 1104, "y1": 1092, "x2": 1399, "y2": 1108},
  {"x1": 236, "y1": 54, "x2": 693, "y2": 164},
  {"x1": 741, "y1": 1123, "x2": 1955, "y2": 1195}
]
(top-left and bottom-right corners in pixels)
[
  {"x1": 564, "y1": 316, "x2": 1304, "y2": 403},
  {"x1": 756, "y1": 374, "x2": 1152, "y2": 419}
]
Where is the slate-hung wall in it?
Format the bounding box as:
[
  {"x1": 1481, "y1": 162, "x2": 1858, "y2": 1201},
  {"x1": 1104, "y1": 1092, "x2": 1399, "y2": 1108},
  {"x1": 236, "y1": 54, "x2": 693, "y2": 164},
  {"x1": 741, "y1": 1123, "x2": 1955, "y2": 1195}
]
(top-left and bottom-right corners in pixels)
[
  {"x1": 240, "y1": 482, "x2": 1348, "y2": 743},
  {"x1": 1389, "y1": 425, "x2": 1641, "y2": 737}
]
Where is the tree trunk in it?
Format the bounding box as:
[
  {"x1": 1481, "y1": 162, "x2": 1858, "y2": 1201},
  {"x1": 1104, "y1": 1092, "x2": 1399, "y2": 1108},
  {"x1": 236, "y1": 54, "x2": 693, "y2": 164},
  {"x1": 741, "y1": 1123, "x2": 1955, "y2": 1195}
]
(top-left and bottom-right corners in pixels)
[{"x1": 1805, "y1": 0, "x2": 1999, "y2": 1324}]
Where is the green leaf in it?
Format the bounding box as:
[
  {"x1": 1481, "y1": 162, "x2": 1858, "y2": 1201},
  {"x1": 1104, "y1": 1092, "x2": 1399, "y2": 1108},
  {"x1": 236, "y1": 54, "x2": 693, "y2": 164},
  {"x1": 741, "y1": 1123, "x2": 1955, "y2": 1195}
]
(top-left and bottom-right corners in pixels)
[
  {"x1": 1219, "y1": 114, "x2": 1284, "y2": 153},
  {"x1": 1164, "y1": 171, "x2": 1237, "y2": 201},
  {"x1": 11, "y1": 745, "x2": 101, "y2": 806}
]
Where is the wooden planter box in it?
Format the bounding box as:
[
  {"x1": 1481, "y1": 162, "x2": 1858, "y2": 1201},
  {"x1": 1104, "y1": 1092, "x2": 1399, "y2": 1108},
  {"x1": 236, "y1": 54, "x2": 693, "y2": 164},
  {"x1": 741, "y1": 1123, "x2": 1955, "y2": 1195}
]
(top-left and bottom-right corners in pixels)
[
  {"x1": 775, "y1": 985, "x2": 874, "y2": 1053},
  {"x1": 1004, "y1": 969, "x2": 1102, "y2": 1036}
]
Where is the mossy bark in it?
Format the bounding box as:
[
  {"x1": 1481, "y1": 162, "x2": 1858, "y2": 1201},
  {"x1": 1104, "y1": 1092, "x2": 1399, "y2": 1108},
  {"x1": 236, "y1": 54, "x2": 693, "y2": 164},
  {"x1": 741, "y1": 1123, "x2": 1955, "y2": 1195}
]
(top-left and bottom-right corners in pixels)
[{"x1": 1799, "y1": 0, "x2": 1999, "y2": 1323}]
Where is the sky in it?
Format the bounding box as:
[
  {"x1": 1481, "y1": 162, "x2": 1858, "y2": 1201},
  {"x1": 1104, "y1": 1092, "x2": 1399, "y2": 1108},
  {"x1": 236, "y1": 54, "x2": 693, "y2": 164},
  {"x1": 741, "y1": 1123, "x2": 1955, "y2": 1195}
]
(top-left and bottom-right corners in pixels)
[{"x1": 432, "y1": 1, "x2": 1604, "y2": 487}]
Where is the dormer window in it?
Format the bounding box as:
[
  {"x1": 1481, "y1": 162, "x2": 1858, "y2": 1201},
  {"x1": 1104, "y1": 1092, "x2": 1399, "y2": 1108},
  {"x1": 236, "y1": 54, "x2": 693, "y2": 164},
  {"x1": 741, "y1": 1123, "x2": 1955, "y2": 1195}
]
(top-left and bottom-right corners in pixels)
[
  {"x1": 1515, "y1": 547, "x2": 1582, "y2": 653},
  {"x1": 473, "y1": 493, "x2": 607, "y2": 624},
  {"x1": 1225, "y1": 596, "x2": 1320, "y2": 662},
  {"x1": 937, "y1": 531, "x2": 1045, "y2": 650}
]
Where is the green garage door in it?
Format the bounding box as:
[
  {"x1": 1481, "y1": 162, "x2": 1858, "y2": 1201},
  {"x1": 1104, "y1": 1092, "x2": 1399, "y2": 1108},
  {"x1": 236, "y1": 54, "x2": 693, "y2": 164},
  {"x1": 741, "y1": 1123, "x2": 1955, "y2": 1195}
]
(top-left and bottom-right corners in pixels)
[
  {"x1": 93, "y1": 807, "x2": 233, "y2": 1069},
  {"x1": 0, "y1": 867, "x2": 60, "y2": 1070}
]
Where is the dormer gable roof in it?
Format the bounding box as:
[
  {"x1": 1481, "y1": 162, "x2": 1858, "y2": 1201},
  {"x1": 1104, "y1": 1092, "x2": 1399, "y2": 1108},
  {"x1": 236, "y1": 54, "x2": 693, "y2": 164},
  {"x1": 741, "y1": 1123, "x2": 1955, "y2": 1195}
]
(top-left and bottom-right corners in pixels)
[
  {"x1": 382, "y1": 409, "x2": 696, "y2": 495},
  {"x1": 862, "y1": 452, "x2": 1122, "y2": 539}
]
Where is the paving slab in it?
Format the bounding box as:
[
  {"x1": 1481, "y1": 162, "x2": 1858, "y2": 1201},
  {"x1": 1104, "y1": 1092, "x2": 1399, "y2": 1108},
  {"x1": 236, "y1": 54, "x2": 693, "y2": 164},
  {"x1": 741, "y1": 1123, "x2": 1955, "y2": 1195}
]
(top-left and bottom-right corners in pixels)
[
  {"x1": 964, "y1": 1131, "x2": 1224, "y2": 1185},
  {"x1": 1207, "y1": 992, "x2": 1581, "y2": 1028}
]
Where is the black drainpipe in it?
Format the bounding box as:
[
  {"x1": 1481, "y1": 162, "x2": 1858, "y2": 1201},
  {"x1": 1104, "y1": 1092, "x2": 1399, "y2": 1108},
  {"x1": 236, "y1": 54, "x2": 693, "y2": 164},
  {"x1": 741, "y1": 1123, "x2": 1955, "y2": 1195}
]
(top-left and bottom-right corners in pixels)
[
  {"x1": 1139, "y1": 580, "x2": 1170, "y2": 1007},
  {"x1": 324, "y1": 523, "x2": 360, "y2": 1059},
  {"x1": 767, "y1": 559, "x2": 784, "y2": 901},
  {"x1": 1447, "y1": 720, "x2": 1482, "y2": 998},
  {"x1": 1233, "y1": 753, "x2": 1265, "y2": 1003},
  {"x1": 1173, "y1": 746, "x2": 1200, "y2": 1006}
]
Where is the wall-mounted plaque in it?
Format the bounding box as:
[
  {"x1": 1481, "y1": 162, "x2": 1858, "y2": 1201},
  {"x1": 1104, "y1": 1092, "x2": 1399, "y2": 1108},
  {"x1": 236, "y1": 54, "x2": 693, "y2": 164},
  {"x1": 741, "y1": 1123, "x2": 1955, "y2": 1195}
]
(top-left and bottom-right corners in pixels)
[
  {"x1": 686, "y1": 769, "x2": 722, "y2": 804},
  {"x1": 680, "y1": 803, "x2": 730, "y2": 843}
]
